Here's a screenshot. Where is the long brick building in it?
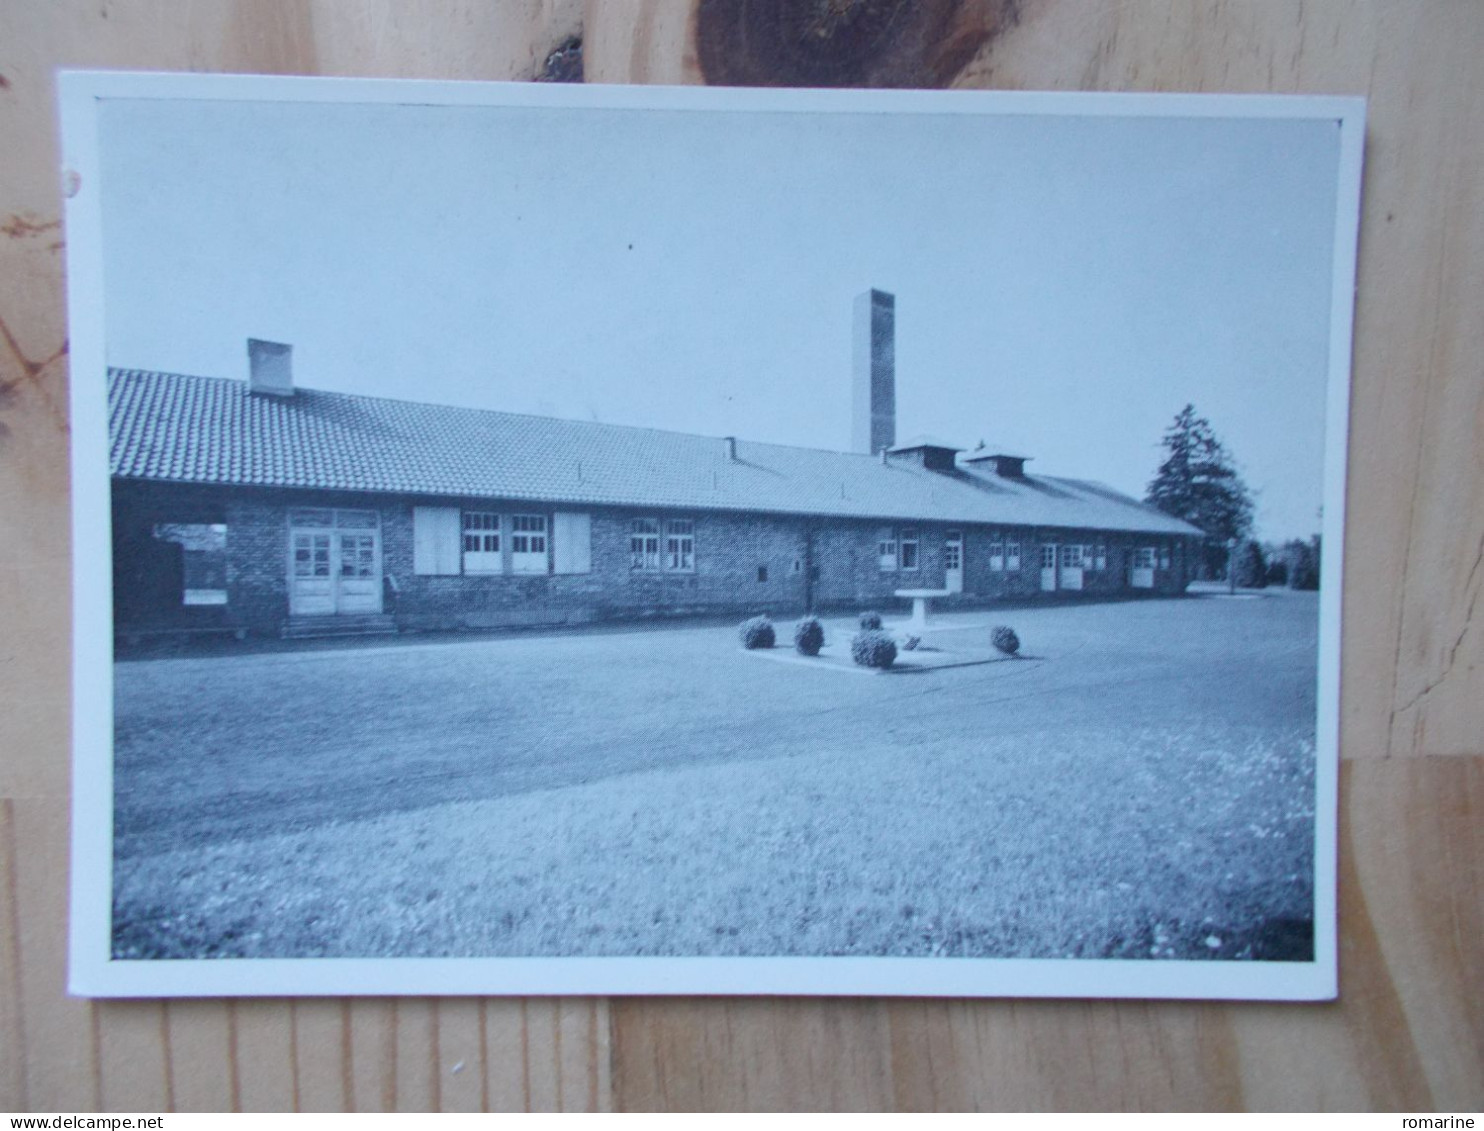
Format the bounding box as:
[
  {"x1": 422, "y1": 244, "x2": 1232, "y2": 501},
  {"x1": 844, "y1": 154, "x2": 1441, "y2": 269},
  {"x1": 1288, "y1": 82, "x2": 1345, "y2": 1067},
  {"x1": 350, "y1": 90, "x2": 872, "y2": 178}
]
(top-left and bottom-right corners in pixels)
[{"x1": 109, "y1": 294, "x2": 1202, "y2": 640}]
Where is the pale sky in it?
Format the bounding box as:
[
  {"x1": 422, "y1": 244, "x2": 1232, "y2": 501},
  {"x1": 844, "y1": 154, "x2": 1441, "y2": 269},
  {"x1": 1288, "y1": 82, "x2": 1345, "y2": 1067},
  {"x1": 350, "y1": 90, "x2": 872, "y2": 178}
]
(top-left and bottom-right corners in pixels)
[{"x1": 98, "y1": 93, "x2": 1343, "y2": 541}]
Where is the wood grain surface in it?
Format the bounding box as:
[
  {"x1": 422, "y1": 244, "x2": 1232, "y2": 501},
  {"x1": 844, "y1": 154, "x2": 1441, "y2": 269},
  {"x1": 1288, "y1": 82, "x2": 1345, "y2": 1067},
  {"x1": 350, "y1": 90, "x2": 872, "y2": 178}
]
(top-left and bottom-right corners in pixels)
[{"x1": 2, "y1": 0, "x2": 1479, "y2": 1112}]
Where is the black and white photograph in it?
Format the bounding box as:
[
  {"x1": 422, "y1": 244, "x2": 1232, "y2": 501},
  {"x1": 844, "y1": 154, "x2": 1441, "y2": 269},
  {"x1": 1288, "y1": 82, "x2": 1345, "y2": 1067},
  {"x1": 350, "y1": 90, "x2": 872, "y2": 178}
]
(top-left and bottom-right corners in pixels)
[{"x1": 63, "y1": 75, "x2": 1362, "y2": 999}]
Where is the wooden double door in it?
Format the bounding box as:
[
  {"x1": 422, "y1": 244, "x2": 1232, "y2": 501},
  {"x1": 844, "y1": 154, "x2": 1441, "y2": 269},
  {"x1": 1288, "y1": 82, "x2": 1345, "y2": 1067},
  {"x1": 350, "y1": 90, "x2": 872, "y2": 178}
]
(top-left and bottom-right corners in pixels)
[{"x1": 288, "y1": 508, "x2": 382, "y2": 616}]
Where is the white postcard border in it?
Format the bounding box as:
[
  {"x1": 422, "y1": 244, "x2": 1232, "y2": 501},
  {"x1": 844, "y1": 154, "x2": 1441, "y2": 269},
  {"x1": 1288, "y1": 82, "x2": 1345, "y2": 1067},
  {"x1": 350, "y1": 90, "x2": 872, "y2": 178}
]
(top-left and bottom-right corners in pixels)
[{"x1": 60, "y1": 71, "x2": 1363, "y2": 1001}]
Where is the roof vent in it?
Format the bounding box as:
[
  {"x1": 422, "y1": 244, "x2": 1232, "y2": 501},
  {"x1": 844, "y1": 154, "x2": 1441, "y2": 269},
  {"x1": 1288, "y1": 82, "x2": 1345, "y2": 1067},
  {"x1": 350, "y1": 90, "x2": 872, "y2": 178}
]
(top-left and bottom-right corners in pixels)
[
  {"x1": 723, "y1": 436, "x2": 737, "y2": 460},
  {"x1": 886, "y1": 435, "x2": 962, "y2": 473},
  {"x1": 247, "y1": 339, "x2": 294, "y2": 397},
  {"x1": 963, "y1": 447, "x2": 1030, "y2": 478}
]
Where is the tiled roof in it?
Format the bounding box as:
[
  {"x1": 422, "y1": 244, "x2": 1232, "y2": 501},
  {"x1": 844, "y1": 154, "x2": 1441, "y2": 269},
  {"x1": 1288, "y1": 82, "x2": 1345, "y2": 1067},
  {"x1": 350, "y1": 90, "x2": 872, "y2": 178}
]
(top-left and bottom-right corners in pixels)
[{"x1": 108, "y1": 369, "x2": 1202, "y2": 536}]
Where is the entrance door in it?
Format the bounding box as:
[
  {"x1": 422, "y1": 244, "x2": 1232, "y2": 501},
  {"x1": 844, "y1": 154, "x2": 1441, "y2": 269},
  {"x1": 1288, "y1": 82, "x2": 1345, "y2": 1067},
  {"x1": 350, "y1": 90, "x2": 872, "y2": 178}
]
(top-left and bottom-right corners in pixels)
[
  {"x1": 1131, "y1": 546, "x2": 1156, "y2": 589},
  {"x1": 1040, "y1": 543, "x2": 1058, "y2": 591},
  {"x1": 335, "y1": 531, "x2": 381, "y2": 612},
  {"x1": 1059, "y1": 544, "x2": 1085, "y2": 591},
  {"x1": 290, "y1": 529, "x2": 335, "y2": 615},
  {"x1": 289, "y1": 509, "x2": 382, "y2": 616},
  {"x1": 944, "y1": 530, "x2": 963, "y2": 594}
]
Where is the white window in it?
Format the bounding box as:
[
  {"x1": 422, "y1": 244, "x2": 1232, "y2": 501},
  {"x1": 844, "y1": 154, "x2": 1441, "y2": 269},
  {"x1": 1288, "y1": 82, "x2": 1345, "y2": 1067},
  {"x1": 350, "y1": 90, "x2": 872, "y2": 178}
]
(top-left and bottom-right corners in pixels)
[
  {"x1": 989, "y1": 534, "x2": 1005, "y2": 571},
  {"x1": 899, "y1": 528, "x2": 919, "y2": 570},
  {"x1": 510, "y1": 514, "x2": 548, "y2": 574},
  {"x1": 293, "y1": 531, "x2": 331, "y2": 579},
  {"x1": 665, "y1": 519, "x2": 695, "y2": 572},
  {"x1": 944, "y1": 532, "x2": 962, "y2": 572},
  {"x1": 1006, "y1": 540, "x2": 1022, "y2": 571},
  {"x1": 631, "y1": 517, "x2": 695, "y2": 572},
  {"x1": 631, "y1": 519, "x2": 661, "y2": 571},
  {"x1": 1060, "y1": 544, "x2": 1084, "y2": 569},
  {"x1": 1134, "y1": 547, "x2": 1157, "y2": 569},
  {"x1": 1094, "y1": 545, "x2": 1107, "y2": 570},
  {"x1": 1041, "y1": 544, "x2": 1057, "y2": 568},
  {"x1": 877, "y1": 530, "x2": 897, "y2": 572},
  {"x1": 462, "y1": 511, "x2": 501, "y2": 574},
  {"x1": 1159, "y1": 545, "x2": 1172, "y2": 570},
  {"x1": 339, "y1": 533, "x2": 376, "y2": 578}
]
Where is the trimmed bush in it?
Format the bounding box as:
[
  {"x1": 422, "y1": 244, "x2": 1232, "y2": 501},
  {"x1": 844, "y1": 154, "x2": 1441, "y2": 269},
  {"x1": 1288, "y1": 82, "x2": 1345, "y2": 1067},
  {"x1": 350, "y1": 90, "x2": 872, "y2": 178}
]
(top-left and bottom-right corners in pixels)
[
  {"x1": 991, "y1": 625, "x2": 1020, "y2": 655},
  {"x1": 793, "y1": 616, "x2": 825, "y2": 656},
  {"x1": 858, "y1": 610, "x2": 883, "y2": 630},
  {"x1": 851, "y1": 629, "x2": 898, "y2": 669},
  {"x1": 738, "y1": 615, "x2": 776, "y2": 650},
  {"x1": 899, "y1": 633, "x2": 921, "y2": 652}
]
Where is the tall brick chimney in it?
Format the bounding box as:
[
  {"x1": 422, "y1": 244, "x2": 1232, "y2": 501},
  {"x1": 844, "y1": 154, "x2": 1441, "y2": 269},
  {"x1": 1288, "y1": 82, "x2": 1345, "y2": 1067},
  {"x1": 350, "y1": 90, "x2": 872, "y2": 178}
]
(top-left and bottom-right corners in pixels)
[
  {"x1": 247, "y1": 338, "x2": 294, "y2": 397},
  {"x1": 852, "y1": 288, "x2": 895, "y2": 454}
]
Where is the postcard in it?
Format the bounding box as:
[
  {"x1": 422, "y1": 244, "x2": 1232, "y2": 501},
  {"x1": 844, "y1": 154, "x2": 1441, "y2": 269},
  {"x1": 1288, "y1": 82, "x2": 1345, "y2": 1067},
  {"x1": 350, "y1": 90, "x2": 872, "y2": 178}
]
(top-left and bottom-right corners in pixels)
[{"x1": 61, "y1": 72, "x2": 1363, "y2": 998}]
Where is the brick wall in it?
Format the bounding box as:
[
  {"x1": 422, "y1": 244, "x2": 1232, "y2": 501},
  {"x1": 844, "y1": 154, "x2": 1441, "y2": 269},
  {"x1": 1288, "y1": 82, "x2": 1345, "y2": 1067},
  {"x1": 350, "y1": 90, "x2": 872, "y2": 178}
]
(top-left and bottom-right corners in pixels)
[
  {"x1": 222, "y1": 494, "x2": 291, "y2": 629},
  {"x1": 387, "y1": 503, "x2": 813, "y2": 630},
  {"x1": 111, "y1": 480, "x2": 1198, "y2": 636}
]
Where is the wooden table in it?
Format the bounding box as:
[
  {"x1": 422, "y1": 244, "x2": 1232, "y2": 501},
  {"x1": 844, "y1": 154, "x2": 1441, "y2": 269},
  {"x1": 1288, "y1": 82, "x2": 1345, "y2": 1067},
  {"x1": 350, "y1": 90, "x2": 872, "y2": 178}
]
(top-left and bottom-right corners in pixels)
[{"x1": 1, "y1": 1, "x2": 1479, "y2": 1113}]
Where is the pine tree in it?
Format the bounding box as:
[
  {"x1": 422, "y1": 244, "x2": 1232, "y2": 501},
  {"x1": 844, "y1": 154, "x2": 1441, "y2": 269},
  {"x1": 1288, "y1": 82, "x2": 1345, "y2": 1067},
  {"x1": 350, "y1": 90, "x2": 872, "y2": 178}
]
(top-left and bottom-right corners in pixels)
[
  {"x1": 1234, "y1": 540, "x2": 1268, "y2": 588},
  {"x1": 1145, "y1": 405, "x2": 1255, "y2": 577},
  {"x1": 1285, "y1": 535, "x2": 1321, "y2": 590}
]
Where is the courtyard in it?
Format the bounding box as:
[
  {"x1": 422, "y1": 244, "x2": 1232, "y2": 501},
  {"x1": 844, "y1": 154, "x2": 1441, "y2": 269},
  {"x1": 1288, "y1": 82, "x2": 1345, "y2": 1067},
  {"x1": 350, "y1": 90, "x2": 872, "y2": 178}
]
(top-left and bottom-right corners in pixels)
[{"x1": 110, "y1": 591, "x2": 1319, "y2": 961}]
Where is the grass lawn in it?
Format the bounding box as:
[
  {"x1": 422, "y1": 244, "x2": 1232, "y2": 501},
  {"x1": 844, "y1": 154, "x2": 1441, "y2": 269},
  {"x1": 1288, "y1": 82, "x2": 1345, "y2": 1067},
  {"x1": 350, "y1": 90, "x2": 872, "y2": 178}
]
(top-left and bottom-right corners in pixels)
[{"x1": 111, "y1": 591, "x2": 1319, "y2": 961}]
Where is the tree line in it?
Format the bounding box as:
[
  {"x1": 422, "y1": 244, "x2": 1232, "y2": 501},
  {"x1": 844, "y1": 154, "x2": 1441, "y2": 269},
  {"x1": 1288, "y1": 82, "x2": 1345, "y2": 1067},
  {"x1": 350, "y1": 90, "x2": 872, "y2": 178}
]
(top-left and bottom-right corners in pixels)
[{"x1": 1144, "y1": 404, "x2": 1320, "y2": 590}]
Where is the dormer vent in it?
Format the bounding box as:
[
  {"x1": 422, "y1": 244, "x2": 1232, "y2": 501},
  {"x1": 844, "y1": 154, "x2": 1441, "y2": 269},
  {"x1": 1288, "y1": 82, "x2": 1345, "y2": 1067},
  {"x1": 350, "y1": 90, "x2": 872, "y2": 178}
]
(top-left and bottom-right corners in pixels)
[
  {"x1": 963, "y1": 448, "x2": 1031, "y2": 478},
  {"x1": 886, "y1": 435, "x2": 962, "y2": 473}
]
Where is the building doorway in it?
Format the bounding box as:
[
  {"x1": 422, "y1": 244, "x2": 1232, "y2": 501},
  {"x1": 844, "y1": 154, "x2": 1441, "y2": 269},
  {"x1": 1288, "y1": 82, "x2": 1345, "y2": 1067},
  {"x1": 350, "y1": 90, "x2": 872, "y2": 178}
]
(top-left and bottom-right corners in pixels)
[
  {"x1": 1131, "y1": 546, "x2": 1156, "y2": 589},
  {"x1": 288, "y1": 508, "x2": 382, "y2": 616},
  {"x1": 1040, "y1": 543, "x2": 1058, "y2": 591},
  {"x1": 944, "y1": 530, "x2": 963, "y2": 593},
  {"x1": 1059, "y1": 544, "x2": 1085, "y2": 590}
]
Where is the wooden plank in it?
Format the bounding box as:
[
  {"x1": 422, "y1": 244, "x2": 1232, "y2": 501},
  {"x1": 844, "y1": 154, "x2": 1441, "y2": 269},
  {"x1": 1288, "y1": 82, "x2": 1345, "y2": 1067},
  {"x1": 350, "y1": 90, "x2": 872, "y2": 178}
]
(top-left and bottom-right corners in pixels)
[
  {"x1": 563, "y1": 999, "x2": 611, "y2": 1113},
  {"x1": 0, "y1": 800, "x2": 31, "y2": 1109},
  {"x1": 392, "y1": 998, "x2": 438, "y2": 1111},
  {"x1": 956, "y1": 1, "x2": 1376, "y2": 94},
  {"x1": 230, "y1": 1001, "x2": 297, "y2": 1113},
  {"x1": 0, "y1": 565, "x2": 71, "y2": 802},
  {"x1": 6, "y1": 800, "x2": 99, "y2": 1111},
  {"x1": 482, "y1": 998, "x2": 534, "y2": 1111},
  {"x1": 432, "y1": 999, "x2": 485, "y2": 1112},
  {"x1": 523, "y1": 998, "x2": 601, "y2": 1112},
  {"x1": 345, "y1": 999, "x2": 396, "y2": 1113},
  {"x1": 584, "y1": 0, "x2": 699, "y2": 85},
  {"x1": 611, "y1": 998, "x2": 894, "y2": 1111},
  {"x1": 290, "y1": 1000, "x2": 349, "y2": 1112},
  {"x1": 1342, "y1": 757, "x2": 1483, "y2": 1106},
  {"x1": 305, "y1": 0, "x2": 584, "y2": 82},
  {"x1": 95, "y1": 1002, "x2": 172, "y2": 1112},
  {"x1": 1360, "y1": 5, "x2": 1484, "y2": 760},
  {"x1": 163, "y1": 1000, "x2": 238, "y2": 1112}
]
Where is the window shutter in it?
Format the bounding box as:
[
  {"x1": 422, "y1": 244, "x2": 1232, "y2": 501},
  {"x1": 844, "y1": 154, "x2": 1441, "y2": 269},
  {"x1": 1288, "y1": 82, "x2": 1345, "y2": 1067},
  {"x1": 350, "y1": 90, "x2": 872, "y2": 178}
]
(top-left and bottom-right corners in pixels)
[
  {"x1": 552, "y1": 512, "x2": 592, "y2": 574},
  {"x1": 413, "y1": 506, "x2": 460, "y2": 575}
]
